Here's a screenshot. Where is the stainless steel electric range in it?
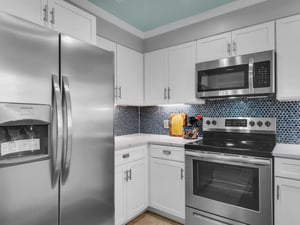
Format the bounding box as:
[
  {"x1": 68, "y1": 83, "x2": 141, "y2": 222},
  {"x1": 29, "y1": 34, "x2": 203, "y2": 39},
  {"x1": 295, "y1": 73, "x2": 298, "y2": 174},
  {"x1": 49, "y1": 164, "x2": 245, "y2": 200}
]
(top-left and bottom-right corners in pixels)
[{"x1": 185, "y1": 117, "x2": 276, "y2": 225}]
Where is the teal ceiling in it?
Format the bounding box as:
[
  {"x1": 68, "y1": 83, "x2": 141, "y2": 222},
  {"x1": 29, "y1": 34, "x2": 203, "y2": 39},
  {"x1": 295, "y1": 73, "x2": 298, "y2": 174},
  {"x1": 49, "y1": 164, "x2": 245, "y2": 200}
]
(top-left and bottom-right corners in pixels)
[{"x1": 88, "y1": 0, "x2": 236, "y2": 32}]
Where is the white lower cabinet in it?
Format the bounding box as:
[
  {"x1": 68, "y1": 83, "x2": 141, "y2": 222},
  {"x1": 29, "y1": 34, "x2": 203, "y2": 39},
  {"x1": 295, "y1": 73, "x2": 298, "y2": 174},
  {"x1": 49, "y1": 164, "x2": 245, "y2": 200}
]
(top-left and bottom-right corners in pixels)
[
  {"x1": 149, "y1": 145, "x2": 185, "y2": 221},
  {"x1": 274, "y1": 157, "x2": 300, "y2": 225},
  {"x1": 275, "y1": 177, "x2": 300, "y2": 225},
  {"x1": 115, "y1": 146, "x2": 148, "y2": 225}
]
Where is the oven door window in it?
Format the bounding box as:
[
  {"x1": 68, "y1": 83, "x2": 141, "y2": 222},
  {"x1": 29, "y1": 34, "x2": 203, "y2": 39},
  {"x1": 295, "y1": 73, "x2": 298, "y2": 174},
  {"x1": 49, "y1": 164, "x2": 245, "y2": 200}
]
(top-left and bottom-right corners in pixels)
[
  {"x1": 198, "y1": 64, "x2": 249, "y2": 92},
  {"x1": 193, "y1": 160, "x2": 259, "y2": 211}
]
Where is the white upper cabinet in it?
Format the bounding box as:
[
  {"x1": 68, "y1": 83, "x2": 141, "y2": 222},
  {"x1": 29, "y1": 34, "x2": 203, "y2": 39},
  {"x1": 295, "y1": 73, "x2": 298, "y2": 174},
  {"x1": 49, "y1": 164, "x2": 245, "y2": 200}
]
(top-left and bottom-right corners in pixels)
[
  {"x1": 116, "y1": 44, "x2": 144, "y2": 105},
  {"x1": 232, "y1": 21, "x2": 274, "y2": 56},
  {"x1": 168, "y1": 41, "x2": 196, "y2": 104},
  {"x1": 144, "y1": 41, "x2": 201, "y2": 105},
  {"x1": 48, "y1": 0, "x2": 96, "y2": 44},
  {"x1": 0, "y1": 0, "x2": 96, "y2": 44},
  {"x1": 196, "y1": 33, "x2": 231, "y2": 62},
  {"x1": 144, "y1": 49, "x2": 168, "y2": 105},
  {"x1": 96, "y1": 36, "x2": 117, "y2": 102},
  {"x1": 196, "y1": 21, "x2": 275, "y2": 63},
  {"x1": 0, "y1": 0, "x2": 47, "y2": 26},
  {"x1": 276, "y1": 14, "x2": 300, "y2": 101}
]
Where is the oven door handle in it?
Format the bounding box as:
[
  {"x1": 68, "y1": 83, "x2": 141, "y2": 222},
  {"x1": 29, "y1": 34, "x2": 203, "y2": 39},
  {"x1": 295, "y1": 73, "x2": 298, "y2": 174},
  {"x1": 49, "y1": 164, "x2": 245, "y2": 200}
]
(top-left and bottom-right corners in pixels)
[{"x1": 185, "y1": 151, "x2": 271, "y2": 166}]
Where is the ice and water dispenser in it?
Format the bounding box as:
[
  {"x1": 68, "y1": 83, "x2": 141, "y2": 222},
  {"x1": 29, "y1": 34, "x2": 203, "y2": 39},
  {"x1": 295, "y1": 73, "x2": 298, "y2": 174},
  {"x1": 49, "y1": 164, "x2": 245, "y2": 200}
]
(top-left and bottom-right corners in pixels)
[{"x1": 0, "y1": 103, "x2": 50, "y2": 167}]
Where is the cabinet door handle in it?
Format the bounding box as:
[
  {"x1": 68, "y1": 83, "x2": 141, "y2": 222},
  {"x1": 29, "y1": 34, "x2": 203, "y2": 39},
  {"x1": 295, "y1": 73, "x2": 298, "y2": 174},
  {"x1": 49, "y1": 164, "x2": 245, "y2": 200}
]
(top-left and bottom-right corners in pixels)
[
  {"x1": 43, "y1": 5, "x2": 48, "y2": 22},
  {"x1": 180, "y1": 168, "x2": 184, "y2": 180},
  {"x1": 163, "y1": 150, "x2": 171, "y2": 155},
  {"x1": 129, "y1": 169, "x2": 132, "y2": 181},
  {"x1": 50, "y1": 8, "x2": 55, "y2": 24},
  {"x1": 164, "y1": 88, "x2": 167, "y2": 100},
  {"x1": 227, "y1": 43, "x2": 231, "y2": 56},
  {"x1": 167, "y1": 87, "x2": 171, "y2": 99},
  {"x1": 118, "y1": 86, "x2": 122, "y2": 99},
  {"x1": 233, "y1": 40, "x2": 237, "y2": 54},
  {"x1": 277, "y1": 185, "x2": 280, "y2": 200},
  {"x1": 125, "y1": 170, "x2": 129, "y2": 182}
]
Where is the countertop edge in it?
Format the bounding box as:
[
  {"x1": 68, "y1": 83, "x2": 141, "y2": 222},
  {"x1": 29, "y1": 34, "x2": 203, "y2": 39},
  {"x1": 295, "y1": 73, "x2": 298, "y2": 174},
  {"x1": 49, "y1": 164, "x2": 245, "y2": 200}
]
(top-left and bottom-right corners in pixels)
[
  {"x1": 115, "y1": 134, "x2": 199, "y2": 151},
  {"x1": 273, "y1": 143, "x2": 300, "y2": 159}
]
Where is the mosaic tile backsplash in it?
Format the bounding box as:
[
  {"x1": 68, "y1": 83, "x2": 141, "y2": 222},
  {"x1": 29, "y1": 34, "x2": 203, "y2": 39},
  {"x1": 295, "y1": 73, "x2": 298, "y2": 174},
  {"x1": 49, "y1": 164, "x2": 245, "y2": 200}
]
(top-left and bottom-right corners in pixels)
[
  {"x1": 140, "y1": 98, "x2": 300, "y2": 144},
  {"x1": 115, "y1": 98, "x2": 300, "y2": 144},
  {"x1": 114, "y1": 106, "x2": 139, "y2": 136}
]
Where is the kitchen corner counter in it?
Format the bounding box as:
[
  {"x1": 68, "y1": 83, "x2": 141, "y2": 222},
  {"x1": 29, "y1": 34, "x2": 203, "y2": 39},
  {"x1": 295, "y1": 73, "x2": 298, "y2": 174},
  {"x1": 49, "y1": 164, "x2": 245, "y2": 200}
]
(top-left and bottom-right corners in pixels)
[
  {"x1": 273, "y1": 143, "x2": 300, "y2": 159},
  {"x1": 115, "y1": 133, "x2": 200, "y2": 151}
]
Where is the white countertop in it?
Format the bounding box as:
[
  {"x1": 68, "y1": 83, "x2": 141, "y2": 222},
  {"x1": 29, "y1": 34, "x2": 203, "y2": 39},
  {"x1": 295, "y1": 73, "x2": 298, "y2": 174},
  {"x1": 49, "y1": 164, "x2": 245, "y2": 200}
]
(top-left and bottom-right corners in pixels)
[
  {"x1": 273, "y1": 143, "x2": 300, "y2": 159},
  {"x1": 115, "y1": 133, "x2": 200, "y2": 151}
]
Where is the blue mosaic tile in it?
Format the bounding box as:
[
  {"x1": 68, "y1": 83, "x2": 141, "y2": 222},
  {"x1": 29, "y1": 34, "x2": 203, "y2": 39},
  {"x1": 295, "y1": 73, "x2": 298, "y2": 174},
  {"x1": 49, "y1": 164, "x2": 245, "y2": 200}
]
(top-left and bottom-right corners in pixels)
[
  {"x1": 139, "y1": 98, "x2": 300, "y2": 144},
  {"x1": 114, "y1": 106, "x2": 139, "y2": 136}
]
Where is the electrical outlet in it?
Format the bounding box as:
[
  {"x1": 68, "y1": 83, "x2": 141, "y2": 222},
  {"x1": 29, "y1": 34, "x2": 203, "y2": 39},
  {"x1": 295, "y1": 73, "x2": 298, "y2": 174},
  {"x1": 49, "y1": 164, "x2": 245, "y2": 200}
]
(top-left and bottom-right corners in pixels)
[{"x1": 163, "y1": 120, "x2": 169, "y2": 129}]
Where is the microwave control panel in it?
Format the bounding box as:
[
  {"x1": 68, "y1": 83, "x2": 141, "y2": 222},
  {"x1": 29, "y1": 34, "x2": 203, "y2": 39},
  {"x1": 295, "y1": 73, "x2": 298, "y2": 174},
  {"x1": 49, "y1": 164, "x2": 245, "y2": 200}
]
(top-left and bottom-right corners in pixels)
[{"x1": 253, "y1": 61, "x2": 270, "y2": 88}]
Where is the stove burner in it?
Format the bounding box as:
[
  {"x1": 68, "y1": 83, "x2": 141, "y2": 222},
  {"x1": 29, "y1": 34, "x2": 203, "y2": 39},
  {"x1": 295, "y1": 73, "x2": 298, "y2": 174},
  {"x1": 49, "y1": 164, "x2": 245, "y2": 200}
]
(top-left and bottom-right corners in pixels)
[{"x1": 185, "y1": 117, "x2": 276, "y2": 158}]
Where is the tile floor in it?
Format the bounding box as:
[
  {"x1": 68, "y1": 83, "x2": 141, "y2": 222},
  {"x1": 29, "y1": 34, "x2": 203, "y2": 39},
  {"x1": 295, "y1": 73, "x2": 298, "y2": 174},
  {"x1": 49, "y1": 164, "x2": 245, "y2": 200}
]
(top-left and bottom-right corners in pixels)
[{"x1": 127, "y1": 212, "x2": 182, "y2": 225}]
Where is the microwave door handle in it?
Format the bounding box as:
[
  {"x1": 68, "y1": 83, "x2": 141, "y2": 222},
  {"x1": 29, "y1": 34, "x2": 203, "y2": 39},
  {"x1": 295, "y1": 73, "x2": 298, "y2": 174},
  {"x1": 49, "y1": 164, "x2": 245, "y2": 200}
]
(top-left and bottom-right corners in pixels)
[
  {"x1": 61, "y1": 76, "x2": 73, "y2": 185},
  {"x1": 249, "y1": 58, "x2": 254, "y2": 94},
  {"x1": 51, "y1": 74, "x2": 63, "y2": 188}
]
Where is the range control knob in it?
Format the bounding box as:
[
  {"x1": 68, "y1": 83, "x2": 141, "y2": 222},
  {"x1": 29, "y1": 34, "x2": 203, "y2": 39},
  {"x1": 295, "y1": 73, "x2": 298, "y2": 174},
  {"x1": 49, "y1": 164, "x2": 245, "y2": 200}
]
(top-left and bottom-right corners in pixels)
[
  {"x1": 265, "y1": 121, "x2": 271, "y2": 127},
  {"x1": 212, "y1": 120, "x2": 217, "y2": 125},
  {"x1": 249, "y1": 121, "x2": 255, "y2": 127},
  {"x1": 257, "y1": 121, "x2": 263, "y2": 127},
  {"x1": 206, "y1": 120, "x2": 211, "y2": 125}
]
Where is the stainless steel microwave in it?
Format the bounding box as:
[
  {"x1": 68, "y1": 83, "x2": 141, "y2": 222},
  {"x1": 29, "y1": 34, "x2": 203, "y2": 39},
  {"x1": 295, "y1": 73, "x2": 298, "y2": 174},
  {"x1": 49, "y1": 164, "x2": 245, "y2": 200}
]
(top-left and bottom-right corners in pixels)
[{"x1": 196, "y1": 50, "x2": 275, "y2": 98}]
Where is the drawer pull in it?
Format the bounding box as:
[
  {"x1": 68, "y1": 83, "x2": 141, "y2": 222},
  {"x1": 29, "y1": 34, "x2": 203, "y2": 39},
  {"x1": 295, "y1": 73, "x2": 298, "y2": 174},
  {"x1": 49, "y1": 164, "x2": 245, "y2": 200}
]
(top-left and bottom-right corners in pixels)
[
  {"x1": 122, "y1": 153, "x2": 130, "y2": 159},
  {"x1": 163, "y1": 150, "x2": 171, "y2": 155}
]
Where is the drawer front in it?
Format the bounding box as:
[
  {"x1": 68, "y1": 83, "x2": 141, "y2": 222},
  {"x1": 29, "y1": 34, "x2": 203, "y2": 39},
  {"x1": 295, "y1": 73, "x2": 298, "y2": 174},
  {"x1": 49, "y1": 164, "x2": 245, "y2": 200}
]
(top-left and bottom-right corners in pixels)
[
  {"x1": 150, "y1": 145, "x2": 184, "y2": 162},
  {"x1": 186, "y1": 207, "x2": 247, "y2": 225},
  {"x1": 115, "y1": 145, "x2": 146, "y2": 166},
  {"x1": 275, "y1": 157, "x2": 300, "y2": 180}
]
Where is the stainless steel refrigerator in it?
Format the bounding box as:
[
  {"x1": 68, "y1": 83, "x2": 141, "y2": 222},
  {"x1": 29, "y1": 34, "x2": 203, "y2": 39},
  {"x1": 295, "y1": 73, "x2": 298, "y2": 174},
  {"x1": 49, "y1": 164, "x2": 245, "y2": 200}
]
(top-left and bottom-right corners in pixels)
[{"x1": 0, "y1": 11, "x2": 114, "y2": 225}]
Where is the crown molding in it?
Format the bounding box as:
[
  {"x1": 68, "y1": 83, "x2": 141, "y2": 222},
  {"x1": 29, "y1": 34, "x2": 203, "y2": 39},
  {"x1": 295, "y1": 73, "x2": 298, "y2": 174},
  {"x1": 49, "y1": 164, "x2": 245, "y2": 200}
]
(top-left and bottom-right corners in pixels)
[
  {"x1": 144, "y1": 0, "x2": 268, "y2": 38},
  {"x1": 67, "y1": 0, "x2": 268, "y2": 40}
]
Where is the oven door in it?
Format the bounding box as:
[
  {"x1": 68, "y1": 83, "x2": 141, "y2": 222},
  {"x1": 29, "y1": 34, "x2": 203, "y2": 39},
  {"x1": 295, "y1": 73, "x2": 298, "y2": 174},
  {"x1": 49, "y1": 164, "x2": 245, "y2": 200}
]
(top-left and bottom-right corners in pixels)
[{"x1": 185, "y1": 150, "x2": 272, "y2": 225}]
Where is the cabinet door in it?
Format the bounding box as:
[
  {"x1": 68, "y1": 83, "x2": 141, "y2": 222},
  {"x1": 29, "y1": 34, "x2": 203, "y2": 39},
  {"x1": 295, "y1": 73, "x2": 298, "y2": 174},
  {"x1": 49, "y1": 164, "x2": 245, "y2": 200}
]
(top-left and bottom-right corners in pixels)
[
  {"x1": 144, "y1": 49, "x2": 168, "y2": 105},
  {"x1": 196, "y1": 32, "x2": 231, "y2": 63},
  {"x1": 232, "y1": 22, "x2": 274, "y2": 56},
  {"x1": 150, "y1": 158, "x2": 185, "y2": 219},
  {"x1": 168, "y1": 41, "x2": 196, "y2": 104},
  {"x1": 276, "y1": 15, "x2": 300, "y2": 101},
  {"x1": 126, "y1": 159, "x2": 147, "y2": 220},
  {"x1": 48, "y1": 0, "x2": 96, "y2": 44},
  {"x1": 96, "y1": 36, "x2": 117, "y2": 102},
  {"x1": 116, "y1": 45, "x2": 144, "y2": 105},
  {"x1": 115, "y1": 165, "x2": 127, "y2": 225},
  {"x1": 275, "y1": 177, "x2": 300, "y2": 225},
  {"x1": 0, "y1": 0, "x2": 47, "y2": 26}
]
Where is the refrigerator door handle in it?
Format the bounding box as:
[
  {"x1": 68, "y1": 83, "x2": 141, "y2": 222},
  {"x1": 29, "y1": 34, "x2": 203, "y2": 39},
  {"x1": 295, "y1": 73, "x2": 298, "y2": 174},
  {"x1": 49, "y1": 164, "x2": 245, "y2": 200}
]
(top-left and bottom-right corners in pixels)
[
  {"x1": 61, "y1": 76, "x2": 73, "y2": 185},
  {"x1": 51, "y1": 74, "x2": 63, "y2": 188}
]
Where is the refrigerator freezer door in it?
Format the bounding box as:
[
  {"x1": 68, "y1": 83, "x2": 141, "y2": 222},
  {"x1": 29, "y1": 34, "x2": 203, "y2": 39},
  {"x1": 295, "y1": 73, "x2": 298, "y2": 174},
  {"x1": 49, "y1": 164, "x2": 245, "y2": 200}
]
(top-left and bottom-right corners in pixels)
[
  {"x1": 0, "y1": 13, "x2": 59, "y2": 225},
  {"x1": 60, "y1": 35, "x2": 114, "y2": 225},
  {"x1": 0, "y1": 12, "x2": 58, "y2": 105}
]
